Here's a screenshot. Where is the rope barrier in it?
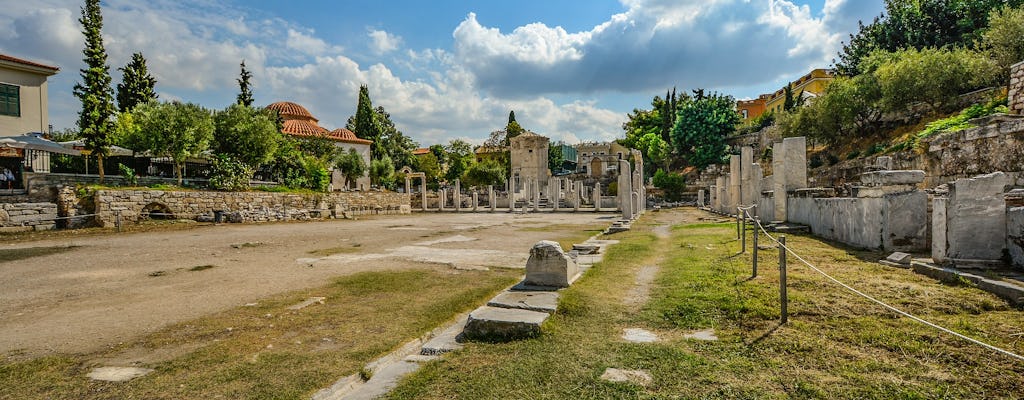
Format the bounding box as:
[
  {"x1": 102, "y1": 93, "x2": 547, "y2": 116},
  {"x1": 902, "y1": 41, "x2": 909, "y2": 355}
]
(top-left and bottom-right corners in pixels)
[{"x1": 741, "y1": 208, "x2": 1024, "y2": 363}]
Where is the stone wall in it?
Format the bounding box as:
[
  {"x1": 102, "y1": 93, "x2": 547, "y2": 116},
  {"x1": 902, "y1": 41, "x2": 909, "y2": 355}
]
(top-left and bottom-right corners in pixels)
[
  {"x1": 932, "y1": 172, "x2": 1010, "y2": 263},
  {"x1": 92, "y1": 189, "x2": 409, "y2": 226},
  {"x1": 0, "y1": 202, "x2": 57, "y2": 232},
  {"x1": 788, "y1": 190, "x2": 928, "y2": 251},
  {"x1": 1010, "y1": 61, "x2": 1024, "y2": 115}
]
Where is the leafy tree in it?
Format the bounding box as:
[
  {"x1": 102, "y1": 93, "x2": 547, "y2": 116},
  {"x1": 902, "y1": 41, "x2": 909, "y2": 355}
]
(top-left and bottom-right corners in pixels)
[
  {"x1": 866, "y1": 47, "x2": 999, "y2": 114},
  {"x1": 335, "y1": 148, "x2": 367, "y2": 190},
  {"x1": 652, "y1": 169, "x2": 686, "y2": 202},
  {"x1": 236, "y1": 61, "x2": 254, "y2": 107},
  {"x1": 116, "y1": 52, "x2": 157, "y2": 112},
  {"x1": 73, "y1": 0, "x2": 116, "y2": 182},
  {"x1": 982, "y1": 4, "x2": 1024, "y2": 81},
  {"x1": 834, "y1": 0, "x2": 1022, "y2": 75},
  {"x1": 131, "y1": 101, "x2": 214, "y2": 185},
  {"x1": 213, "y1": 104, "x2": 280, "y2": 169},
  {"x1": 370, "y1": 155, "x2": 396, "y2": 188},
  {"x1": 777, "y1": 74, "x2": 883, "y2": 146},
  {"x1": 428, "y1": 144, "x2": 447, "y2": 166},
  {"x1": 209, "y1": 154, "x2": 254, "y2": 191},
  {"x1": 297, "y1": 134, "x2": 339, "y2": 161},
  {"x1": 444, "y1": 139, "x2": 474, "y2": 182},
  {"x1": 548, "y1": 142, "x2": 564, "y2": 174},
  {"x1": 670, "y1": 91, "x2": 740, "y2": 170},
  {"x1": 373, "y1": 106, "x2": 418, "y2": 167},
  {"x1": 636, "y1": 133, "x2": 669, "y2": 171},
  {"x1": 463, "y1": 159, "x2": 507, "y2": 187},
  {"x1": 416, "y1": 152, "x2": 442, "y2": 188},
  {"x1": 508, "y1": 110, "x2": 517, "y2": 124},
  {"x1": 504, "y1": 121, "x2": 525, "y2": 146}
]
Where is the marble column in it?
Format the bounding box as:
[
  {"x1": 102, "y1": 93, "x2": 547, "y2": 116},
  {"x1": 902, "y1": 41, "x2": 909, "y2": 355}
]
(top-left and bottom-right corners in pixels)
[
  {"x1": 619, "y1": 159, "x2": 633, "y2": 220},
  {"x1": 439, "y1": 189, "x2": 446, "y2": 212},
  {"x1": 472, "y1": 190, "x2": 478, "y2": 212},
  {"x1": 489, "y1": 185, "x2": 496, "y2": 212},
  {"x1": 593, "y1": 182, "x2": 602, "y2": 212},
  {"x1": 421, "y1": 179, "x2": 427, "y2": 211},
  {"x1": 454, "y1": 179, "x2": 461, "y2": 212}
]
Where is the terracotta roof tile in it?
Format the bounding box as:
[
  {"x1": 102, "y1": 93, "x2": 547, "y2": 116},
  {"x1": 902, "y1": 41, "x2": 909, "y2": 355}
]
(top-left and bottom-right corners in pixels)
[
  {"x1": 282, "y1": 119, "x2": 328, "y2": 137},
  {"x1": 266, "y1": 101, "x2": 317, "y2": 122},
  {"x1": 0, "y1": 54, "x2": 59, "y2": 71},
  {"x1": 412, "y1": 148, "x2": 431, "y2": 155},
  {"x1": 328, "y1": 128, "x2": 372, "y2": 145}
]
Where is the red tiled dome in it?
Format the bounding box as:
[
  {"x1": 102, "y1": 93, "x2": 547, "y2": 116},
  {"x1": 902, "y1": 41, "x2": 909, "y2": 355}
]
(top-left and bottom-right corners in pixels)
[
  {"x1": 328, "y1": 128, "x2": 373, "y2": 144},
  {"x1": 266, "y1": 101, "x2": 317, "y2": 122},
  {"x1": 282, "y1": 119, "x2": 328, "y2": 137}
]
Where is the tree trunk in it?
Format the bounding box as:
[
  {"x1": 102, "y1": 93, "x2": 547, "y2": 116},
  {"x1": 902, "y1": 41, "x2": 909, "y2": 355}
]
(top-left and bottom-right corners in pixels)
[
  {"x1": 97, "y1": 154, "x2": 105, "y2": 183},
  {"x1": 175, "y1": 162, "x2": 183, "y2": 186}
]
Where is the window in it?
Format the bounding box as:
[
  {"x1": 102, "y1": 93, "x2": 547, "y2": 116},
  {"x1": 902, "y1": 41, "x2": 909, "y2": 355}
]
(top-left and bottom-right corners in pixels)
[
  {"x1": 741, "y1": 109, "x2": 748, "y2": 119},
  {"x1": 0, "y1": 83, "x2": 19, "y2": 117}
]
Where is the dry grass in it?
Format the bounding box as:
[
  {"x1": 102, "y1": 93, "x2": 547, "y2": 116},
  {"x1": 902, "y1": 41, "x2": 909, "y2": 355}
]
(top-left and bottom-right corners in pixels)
[
  {"x1": 387, "y1": 208, "x2": 1024, "y2": 399},
  {"x1": 0, "y1": 268, "x2": 520, "y2": 399}
]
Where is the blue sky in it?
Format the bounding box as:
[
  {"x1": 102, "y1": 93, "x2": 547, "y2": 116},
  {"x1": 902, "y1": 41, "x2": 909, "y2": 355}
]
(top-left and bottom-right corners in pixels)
[{"x1": 0, "y1": 0, "x2": 883, "y2": 145}]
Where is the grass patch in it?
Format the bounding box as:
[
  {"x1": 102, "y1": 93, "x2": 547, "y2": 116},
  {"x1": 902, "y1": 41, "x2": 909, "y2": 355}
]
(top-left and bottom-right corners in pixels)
[
  {"x1": 307, "y1": 244, "x2": 362, "y2": 257},
  {"x1": 387, "y1": 209, "x2": 1024, "y2": 399},
  {"x1": 0, "y1": 268, "x2": 520, "y2": 399},
  {"x1": 0, "y1": 245, "x2": 80, "y2": 263}
]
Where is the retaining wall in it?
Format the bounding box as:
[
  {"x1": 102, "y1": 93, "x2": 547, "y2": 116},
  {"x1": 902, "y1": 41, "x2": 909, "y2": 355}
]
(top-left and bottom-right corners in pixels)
[
  {"x1": 788, "y1": 190, "x2": 928, "y2": 251},
  {"x1": 0, "y1": 202, "x2": 57, "y2": 232}
]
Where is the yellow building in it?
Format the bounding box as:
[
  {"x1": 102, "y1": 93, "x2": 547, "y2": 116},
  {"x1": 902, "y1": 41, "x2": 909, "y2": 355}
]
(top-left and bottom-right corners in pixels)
[{"x1": 763, "y1": 68, "x2": 835, "y2": 115}]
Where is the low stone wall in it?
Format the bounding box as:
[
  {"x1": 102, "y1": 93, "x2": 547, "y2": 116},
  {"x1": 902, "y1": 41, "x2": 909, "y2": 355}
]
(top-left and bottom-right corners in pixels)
[
  {"x1": 1008, "y1": 206, "x2": 1024, "y2": 269},
  {"x1": 0, "y1": 202, "x2": 58, "y2": 232},
  {"x1": 93, "y1": 189, "x2": 410, "y2": 226},
  {"x1": 932, "y1": 172, "x2": 1010, "y2": 263},
  {"x1": 788, "y1": 190, "x2": 928, "y2": 251}
]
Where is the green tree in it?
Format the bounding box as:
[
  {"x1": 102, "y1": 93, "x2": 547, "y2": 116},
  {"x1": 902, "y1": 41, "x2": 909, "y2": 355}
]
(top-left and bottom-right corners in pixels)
[
  {"x1": 652, "y1": 169, "x2": 686, "y2": 202},
  {"x1": 444, "y1": 139, "x2": 474, "y2": 182},
  {"x1": 463, "y1": 159, "x2": 507, "y2": 187},
  {"x1": 370, "y1": 155, "x2": 396, "y2": 188},
  {"x1": 236, "y1": 61, "x2": 254, "y2": 107},
  {"x1": 548, "y1": 142, "x2": 564, "y2": 174},
  {"x1": 670, "y1": 91, "x2": 740, "y2": 170},
  {"x1": 335, "y1": 148, "x2": 367, "y2": 190},
  {"x1": 209, "y1": 154, "x2": 254, "y2": 191},
  {"x1": 116, "y1": 52, "x2": 157, "y2": 112},
  {"x1": 373, "y1": 106, "x2": 418, "y2": 167},
  {"x1": 73, "y1": 0, "x2": 116, "y2": 183},
  {"x1": 508, "y1": 110, "x2": 517, "y2": 124},
  {"x1": 351, "y1": 85, "x2": 381, "y2": 151},
  {"x1": 416, "y1": 152, "x2": 442, "y2": 188},
  {"x1": 982, "y1": 4, "x2": 1024, "y2": 81},
  {"x1": 636, "y1": 133, "x2": 669, "y2": 171},
  {"x1": 867, "y1": 47, "x2": 999, "y2": 114},
  {"x1": 132, "y1": 101, "x2": 215, "y2": 185},
  {"x1": 297, "y1": 134, "x2": 339, "y2": 161},
  {"x1": 212, "y1": 104, "x2": 281, "y2": 169}
]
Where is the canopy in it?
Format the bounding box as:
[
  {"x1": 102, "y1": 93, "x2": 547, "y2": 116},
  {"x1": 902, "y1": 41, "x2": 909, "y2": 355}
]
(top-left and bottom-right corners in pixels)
[
  {"x1": 59, "y1": 139, "x2": 135, "y2": 157},
  {"x1": 0, "y1": 133, "x2": 80, "y2": 156}
]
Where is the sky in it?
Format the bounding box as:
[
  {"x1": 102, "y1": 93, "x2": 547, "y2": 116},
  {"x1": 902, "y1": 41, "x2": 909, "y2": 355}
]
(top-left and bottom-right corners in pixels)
[{"x1": 0, "y1": 0, "x2": 884, "y2": 146}]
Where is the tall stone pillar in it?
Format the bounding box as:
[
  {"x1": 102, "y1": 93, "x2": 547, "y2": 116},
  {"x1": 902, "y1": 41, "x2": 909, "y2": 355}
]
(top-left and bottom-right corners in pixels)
[
  {"x1": 593, "y1": 182, "x2": 602, "y2": 212},
  {"x1": 454, "y1": 179, "x2": 461, "y2": 212},
  {"x1": 574, "y1": 184, "x2": 581, "y2": 212},
  {"x1": 697, "y1": 189, "x2": 705, "y2": 207},
  {"x1": 421, "y1": 179, "x2": 427, "y2": 211},
  {"x1": 472, "y1": 190, "x2": 479, "y2": 212},
  {"x1": 740, "y1": 146, "x2": 754, "y2": 206},
  {"x1": 533, "y1": 178, "x2": 541, "y2": 212},
  {"x1": 551, "y1": 178, "x2": 560, "y2": 211},
  {"x1": 439, "y1": 189, "x2": 446, "y2": 212},
  {"x1": 772, "y1": 137, "x2": 808, "y2": 222},
  {"x1": 405, "y1": 176, "x2": 412, "y2": 207},
  {"x1": 716, "y1": 176, "x2": 728, "y2": 214},
  {"x1": 619, "y1": 159, "x2": 634, "y2": 220},
  {"x1": 728, "y1": 154, "x2": 741, "y2": 213},
  {"x1": 489, "y1": 185, "x2": 496, "y2": 212}
]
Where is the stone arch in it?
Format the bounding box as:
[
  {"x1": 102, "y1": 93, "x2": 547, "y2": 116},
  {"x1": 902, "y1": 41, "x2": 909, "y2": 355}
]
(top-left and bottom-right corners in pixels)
[{"x1": 140, "y1": 202, "x2": 174, "y2": 220}]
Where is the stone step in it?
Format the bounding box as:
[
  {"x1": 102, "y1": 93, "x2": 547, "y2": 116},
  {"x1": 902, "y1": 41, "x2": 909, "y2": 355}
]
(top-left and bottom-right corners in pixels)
[
  {"x1": 419, "y1": 314, "x2": 469, "y2": 356},
  {"x1": 487, "y1": 291, "x2": 559, "y2": 313},
  {"x1": 462, "y1": 306, "x2": 549, "y2": 340}
]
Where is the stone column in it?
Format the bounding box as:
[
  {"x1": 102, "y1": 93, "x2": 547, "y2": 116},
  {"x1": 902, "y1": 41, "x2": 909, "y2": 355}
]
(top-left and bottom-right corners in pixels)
[
  {"x1": 552, "y1": 178, "x2": 560, "y2": 211},
  {"x1": 619, "y1": 159, "x2": 634, "y2": 220},
  {"x1": 439, "y1": 189, "x2": 446, "y2": 212},
  {"x1": 593, "y1": 182, "x2": 602, "y2": 212},
  {"x1": 472, "y1": 190, "x2": 479, "y2": 212},
  {"x1": 728, "y1": 154, "x2": 741, "y2": 213},
  {"x1": 421, "y1": 178, "x2": 427, "y2": 211},
  {"x1": 697, "y1": 189, "x2": 704, "y2": 207},
  {"x1": 533, "y1": 179, "x2": 541, "y2": 212},
  {"x1": 772, "y1": 137, "x2": 808, "y2": 222},
  {"x1": 405, "y1": 176, "x2": 412, "y2": 206},
  {"x1": 454, "y1": 179, "x2": 461, "y2": 212},
  {"x1": 740, "y1": 146, "x2": 753, "y2": 206},
  {"x1": 574, "y1": 184, "x2": 581, "y2": 212},
  {"x1": 632, "y1": 168, "x2": 642, "y2": 215},
  {"x1": 489, "y1": 185, "x2": 496, "y2": 212}
]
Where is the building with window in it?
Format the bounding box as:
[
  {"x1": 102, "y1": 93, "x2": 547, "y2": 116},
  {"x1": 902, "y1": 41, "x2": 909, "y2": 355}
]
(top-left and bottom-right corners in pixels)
[
  {"x1": 576, "y1": 141, "x2": 629, "y2": 177},
  {"x1": 0, "y1": 54, "x2": 59, "y2": 137},
  {"x1": 735, "y1": 68, "x2": 834, "y2": 122}
]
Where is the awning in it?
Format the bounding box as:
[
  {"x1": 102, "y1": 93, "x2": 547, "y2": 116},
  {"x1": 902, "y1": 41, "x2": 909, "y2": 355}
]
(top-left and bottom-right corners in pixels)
[
  {"x1": 59, "y1": 139, "x2": 135, "y2": 157},
  {"x1": 0, "y1": 134, "x2": 80, "y2": 156}
]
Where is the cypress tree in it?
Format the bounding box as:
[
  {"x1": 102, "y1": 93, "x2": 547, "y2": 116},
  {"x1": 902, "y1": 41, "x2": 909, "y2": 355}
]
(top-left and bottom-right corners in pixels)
[
  {"x1": 508, "y1": 110, "x2": 517, "y2": 124},
  {"x1": 236, "y1": 61, "x2": 254, "y2": 107},
  {"x1": 73, "y1": 0, "x2": 116, "y2": 183},
  {"x1": 116, "y1": 52, "x2": 157, "y2": 112},
  {"x1": 353, "y1": 84, "x2": 380, "y2": 155}
]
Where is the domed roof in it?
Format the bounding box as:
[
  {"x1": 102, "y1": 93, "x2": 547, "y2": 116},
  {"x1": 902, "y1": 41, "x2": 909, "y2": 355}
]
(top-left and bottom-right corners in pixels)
[
  {"x1": 266, "y1": 101, "x2": 317, "y2": 122},
  {"x1": 328, "y1": 128, "x2": 373, "y2": 144},
  {"x1": 282, "y1": 119, "x2": 328, "y2": 137}
]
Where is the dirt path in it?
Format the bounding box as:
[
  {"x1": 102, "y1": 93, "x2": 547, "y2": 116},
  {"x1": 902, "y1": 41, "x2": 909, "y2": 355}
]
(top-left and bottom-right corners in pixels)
[{"x1": 0, "y1": 212, "x2": 607, "y2": 358}]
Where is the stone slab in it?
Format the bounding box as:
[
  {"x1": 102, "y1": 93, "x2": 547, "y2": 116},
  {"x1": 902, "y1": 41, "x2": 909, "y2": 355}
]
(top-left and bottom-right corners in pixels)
[
  {"x1": 487, "y1": 291, "x2": 559, "y2": 313},
  {"x1": 571, "y1": 243, "x2": 601, "y2": 254},
  {"x1": 420, "y1": 314, "x2": 469, "y2": 356},
  {"x1": 622, "y1": 328, "x2": 659, "y2": 343},
  {"x1": 885, "y1": 252, "x2": 912, "y2": 265},
  {"x1": 600, "y1": 368, "x2": 652, "y2": 386},
  {"x1": 288, "y1": 296, "x2": 325, "y2": 310},
  {"x1": 683, "y1": 328, "x2": 718, "y2": 341},
  {"x1": 860, "y1": 170, "x2": 925, "y2": 186},
  {"x1": 911, "y1": 261, "x2": 1024, "y2": 306},
  {"x1": 463, "y1": 306, "x2": 549, "y2": 340},
  {"x1": 524, "y1": 241, "x2": 579, "y2": 288},
  {"x1": 87, "y1": 367, "x2": 154, "y2": 382}
]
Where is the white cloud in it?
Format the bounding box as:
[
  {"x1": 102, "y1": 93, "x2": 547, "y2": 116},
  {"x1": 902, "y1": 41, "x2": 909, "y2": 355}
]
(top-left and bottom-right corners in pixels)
[
  {"x1": 368, "y1": 29, "x2": 402, "y2": 54},
  {"x1": 287, "y1": 29, "x2": 342, "y2": 56}
]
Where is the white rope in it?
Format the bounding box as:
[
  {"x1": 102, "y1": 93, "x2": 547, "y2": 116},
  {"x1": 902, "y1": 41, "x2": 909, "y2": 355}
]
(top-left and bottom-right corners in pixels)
[{"x1": 742, "y1": 209, "x2": 1024, "y2": 363}]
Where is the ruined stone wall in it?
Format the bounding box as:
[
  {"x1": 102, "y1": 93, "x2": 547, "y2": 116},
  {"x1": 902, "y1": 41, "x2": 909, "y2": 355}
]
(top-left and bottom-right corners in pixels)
[
  {"x1": 0, "y1": 202, "x2": 57, "y2": 232},
  {"x1": 1009, "y1": 61, "x2": 1024, "y2": 115},
  {"x1": 787, "y1": 190, "x2": 928, "y2": 251},
  {"x1": 92, "y1": 189, "x2": 409, "y2": 226}
]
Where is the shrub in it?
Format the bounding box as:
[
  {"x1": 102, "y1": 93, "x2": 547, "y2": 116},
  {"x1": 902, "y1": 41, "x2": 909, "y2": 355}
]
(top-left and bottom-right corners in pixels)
[
  {"x1": 117, "y1": 163, "x2": 138, "y2": 186},
  {"x1": 846, "y1": 150, "x2": 861, "y2": 160},
  {"x1": 652, "y1": 169, "x2": 686, "y2": 202},
  {"x1": 209, "y1": 154, "x2": 254, "y2": 191}
]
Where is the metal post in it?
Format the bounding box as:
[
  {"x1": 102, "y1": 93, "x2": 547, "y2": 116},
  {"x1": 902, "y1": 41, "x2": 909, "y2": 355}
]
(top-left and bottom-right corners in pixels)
[
  {"x1": 779, "y1": 235, "x2": 788, "y2": 324},
  {"x1": 752, "y1": 217, "x2": 759, "y2": 278},
  {"x1": 741, "y1": 209, "x2": 747, "y2": 253},
  {"x1": 736, "y1": 210, "x2": 741, "y2": 239}
]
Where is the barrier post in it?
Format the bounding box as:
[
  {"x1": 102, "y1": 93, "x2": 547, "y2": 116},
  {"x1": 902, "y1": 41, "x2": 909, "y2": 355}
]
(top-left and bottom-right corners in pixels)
[
  {"x1": 752, "y1": 216, "x2": 759, "y2": 278},
  {"x1": 736, "y1": 210, "x2": 741, "y2": 239},
  {"x1": 741, "y1": 209, "x2": 747, "y2": 253},
  {"x1": 779, "y1": 235, "x2": 788, "y2": 324}
]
